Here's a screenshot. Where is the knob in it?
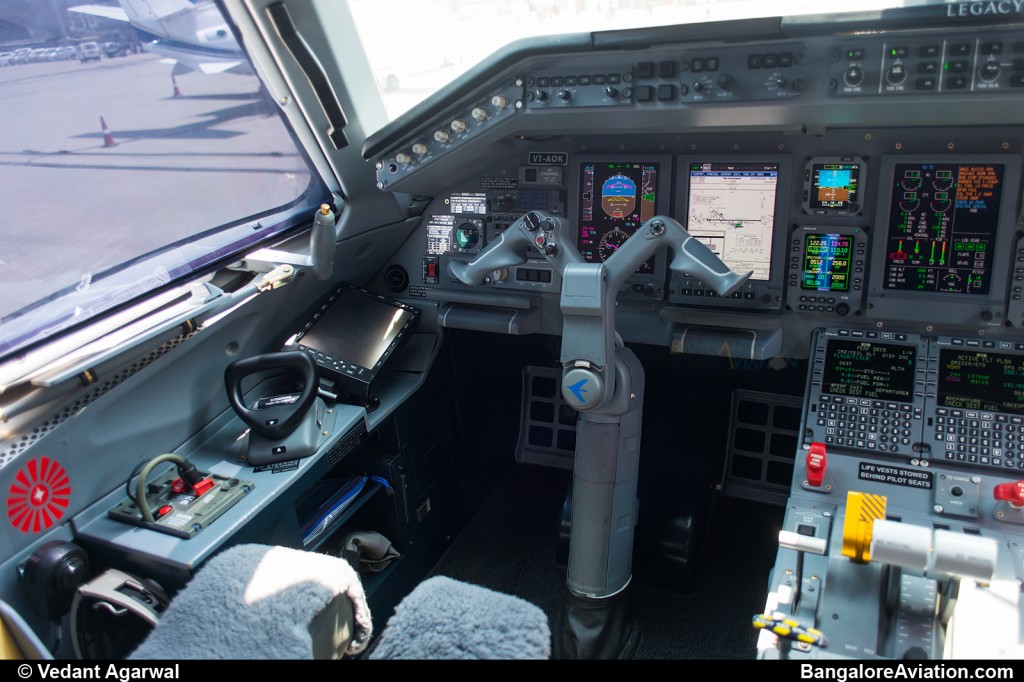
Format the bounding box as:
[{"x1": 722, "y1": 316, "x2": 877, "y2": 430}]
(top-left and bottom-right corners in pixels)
[
  {"x1": 451, "y1": 119, "x2": 468, "y2": 133},
  {"x1": 679, "y1": 83, "x2": 689, "y2": 95},
  {"x1": 544, "y1": 242, "x2": 559, "y2": 257},
  {"x1": 395, "y1": 152, "x2": 412, "y2": 166},
  {"x1": 471, "y1": 107, "x2": 488, "y2": 121},
  {"x1": 693, "y1": 80, "x2": 708, "y2": 93},
  {"x1": 844, "y1": 65, "x2": 864, "y2": 87},
  {"x1": 491, "y1": 268, "x2": 509, "y2": 282},
  {"x1": 433, "y1": 129, "x2": 450, "y2": 143},
  {"x1": 716, "y1": 73, "x2": 732, "y2": 89},
  {"x1": 533, "y1": 89, "x2": 548, "y2": 101},
  {"x1": 604, "y1": 85, "x2": 619, "y2": 98},
  {"x1": 557, "y1": 89, "x2": 571, "y2": 101},
  {"x1": 835, "y1": 303, "x2": 850, "y2": 316},
  {"x1": 769, "y1": 76, "x2": 787, "y2": 89},
  {"x1": 411, "y1": 142, "x2": 428, "y2": 156},
  {"x1": 885, "y1": 63, "x2": 907, "y2": 85},
  {"x1": 540, "y1": 218, "x2": 555, "y2": 232},
  {"x1": 491, "y1": 94, "x2": 508, "y2": 109},
  {"x1": 978, "y1": 61, "x2": 1000, "y2": 82}
]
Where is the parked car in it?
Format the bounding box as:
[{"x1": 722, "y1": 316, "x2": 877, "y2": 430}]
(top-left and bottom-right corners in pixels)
[
  {"x1": 79, "y1": 42, "x2": 101, "y2": 63},
  {"x1": 102, "y1": 41, "x2": 127, "y2": 58}
]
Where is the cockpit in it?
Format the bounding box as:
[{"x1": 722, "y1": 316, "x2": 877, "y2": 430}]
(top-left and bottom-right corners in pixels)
[{"x1": 1, "y1": 0, "x2": 1023, "y2": 663}]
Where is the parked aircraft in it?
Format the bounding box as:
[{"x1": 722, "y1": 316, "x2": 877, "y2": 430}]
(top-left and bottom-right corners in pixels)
[{"x1": 69, "y1": 0, "x2": 250, "y2": 74}]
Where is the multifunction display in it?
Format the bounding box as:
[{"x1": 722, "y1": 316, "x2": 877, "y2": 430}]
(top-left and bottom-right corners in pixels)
[
  {"x1": 882, "y1": 162, "x2": 1004, "y2": 295},
  {"x1": 685, "y1": 162, "x2": 779, "y2": 281}
]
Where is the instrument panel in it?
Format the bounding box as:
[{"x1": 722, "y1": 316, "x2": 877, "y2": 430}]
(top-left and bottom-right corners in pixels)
[
  {"x1": 364, "y1": 13, "x2": 1024, "y2": 363},
  {"x1": 391, "y1": 140, "x2": 1023, "y2": 346}
]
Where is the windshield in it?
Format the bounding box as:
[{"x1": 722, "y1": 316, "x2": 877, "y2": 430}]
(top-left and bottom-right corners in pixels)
[
  {"x1": 0, "y1": 0, "x2": 324, "y2": 360},
  {"x1": 348, "y1": 0, "x2": 928, "y2": 121}
]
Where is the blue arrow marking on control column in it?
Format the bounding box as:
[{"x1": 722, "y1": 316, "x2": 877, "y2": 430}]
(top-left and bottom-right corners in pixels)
[{"x1": 568, "y1": 378, "x2": 589, "y2": 403}]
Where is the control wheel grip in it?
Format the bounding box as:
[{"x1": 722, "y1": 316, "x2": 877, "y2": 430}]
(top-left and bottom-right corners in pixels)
[
  {"x1": 448, "y1": 225, "x2": 533, "y2": 285},
  {"x1": 673, "y1": 235, "x2": 752, "y2": 297},
  {"x1": 224, "y1": 350, "x2": 318, "y2": 441}
]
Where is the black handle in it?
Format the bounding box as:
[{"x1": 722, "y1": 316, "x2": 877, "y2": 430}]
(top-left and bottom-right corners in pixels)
[
  {"x1": 225, "y1": 351, "x2": 318, "y2": 440},
  {"x1": 266, "y1": 2, "x2": 348, "y2": 150}
]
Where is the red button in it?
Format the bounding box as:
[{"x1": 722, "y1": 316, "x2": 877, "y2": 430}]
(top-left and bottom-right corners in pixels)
[
  {"x1": 535, "y1": 235, "x2": 545, "y2": 247},
  {"x1": 157, "y1": 505, "x2": 173, "y2": 518},
  {"x1": 806, "y1": 442, "x2": 826, "y2": 487}
]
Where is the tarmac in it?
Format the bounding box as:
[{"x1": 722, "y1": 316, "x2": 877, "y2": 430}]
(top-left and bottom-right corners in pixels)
[{"x1": 0, "y1": 52, "x2": 312, "y2": 320}]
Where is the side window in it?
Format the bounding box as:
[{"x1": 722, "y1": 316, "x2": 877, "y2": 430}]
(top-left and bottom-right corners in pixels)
[{"x1": 0, "y1": 0, "x2": 326, "y2": 360}]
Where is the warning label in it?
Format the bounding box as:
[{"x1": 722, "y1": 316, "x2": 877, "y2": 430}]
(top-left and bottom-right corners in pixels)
[
  {"x1": 857, "y1": 462, "x2": 932, "y2": 490},
  {"x1": 480, "y1": 176, "x2": 517, "y2": 189},
  {"x1": 253, "y1": 460, "x2": 299, "y2": 474}
]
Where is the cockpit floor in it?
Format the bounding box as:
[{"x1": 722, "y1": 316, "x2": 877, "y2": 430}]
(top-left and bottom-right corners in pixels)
[{"x1": 427, "y1": 462, "x2": 784, "y2": 659}]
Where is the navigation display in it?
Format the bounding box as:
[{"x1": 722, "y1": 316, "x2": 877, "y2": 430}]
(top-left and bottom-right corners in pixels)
[
  {"x1": 938, "y1": 349, "x2": 1024, "y2": 415},
  {"x1": 802, "y1": 233, "x2": 851, "y2": 292},
  {"x1": 685, "y1": 162, "x2": 779, "y2": 280},
  {"x1": 577, "y1": 161, "x2": 659, "y2": 273},
  {"x1": 821, "y1": 340, "x2": 916, "y2": 402},
  {"x1": 881, "y1": 162, "x2": 1004, "y2": 295}
]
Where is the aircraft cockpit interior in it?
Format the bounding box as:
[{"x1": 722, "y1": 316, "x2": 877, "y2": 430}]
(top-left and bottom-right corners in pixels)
[{"x1": 2, "y1": 0, "x2": 1024, "y2": 663}]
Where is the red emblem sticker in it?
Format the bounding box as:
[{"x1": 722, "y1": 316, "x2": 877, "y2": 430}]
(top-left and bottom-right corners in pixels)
[{"x1": 7, "y1": 457, "x2": 71, "y2": 533}]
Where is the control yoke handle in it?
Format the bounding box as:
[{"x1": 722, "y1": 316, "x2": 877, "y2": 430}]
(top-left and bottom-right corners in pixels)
[{"x1": 449, "y1": 211, "x2": 751, "y2": 298}]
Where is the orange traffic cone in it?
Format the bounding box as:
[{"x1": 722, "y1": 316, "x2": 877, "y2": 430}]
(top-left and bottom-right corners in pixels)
[
  {"x1": 100, "y1": 116, "x2": 117, "y2": 147},
  {"x1": 172, "y1": 75, "x2": 182, "y2": 97}
]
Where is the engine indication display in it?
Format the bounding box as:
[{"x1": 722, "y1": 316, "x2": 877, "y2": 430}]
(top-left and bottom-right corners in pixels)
[
  {"x1": 803, "y1": 157, "x2": 864, "y2": 215},
  {"x1": 577, "y1": 161, "x2": 659, "y2": 273},
  {"x1": 882, "y1": 162, "x2": 1004, "y2": 295}
]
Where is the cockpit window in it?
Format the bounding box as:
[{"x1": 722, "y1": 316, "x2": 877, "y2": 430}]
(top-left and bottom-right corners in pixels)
[
  {"x1": 0, "y1": 1, "x2": 325, "y2": 361},
  {"x1": 348, "y1": 0, "x2": 912, "y2": 121}
]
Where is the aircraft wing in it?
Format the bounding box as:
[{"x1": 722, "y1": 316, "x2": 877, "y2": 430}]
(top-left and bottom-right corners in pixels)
[
  {"x1": 150, "y1": 45, "x2": 250, "y2": 75},
  {"x1": 67, "y1": 4, "x2": 130, "y2": 22}
]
